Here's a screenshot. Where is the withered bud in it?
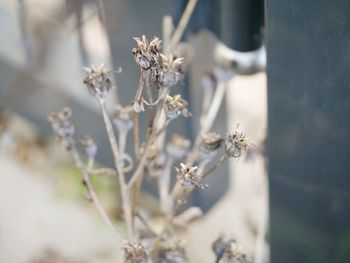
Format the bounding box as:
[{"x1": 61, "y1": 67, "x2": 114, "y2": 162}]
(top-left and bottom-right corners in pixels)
[
  {"x1": 83, "y1": 64, "x2": 112, "y2": 98},
  {"x1": 199, "y1": 132, "x2": 223, "y2": 159},
  {"x1": 175, "y1": 163, "x2": 208, "y2": 190},
  {"x1": 48, "y1": 107, "x2": 75, "y2": 150},
  {"x1": 224, "y1": 129, "x2": 253, "y2": 158},
  {"x1": 154, "y1": 239, "x2": 187, "y2": 263},
  {"x1": 224, "y1": 242, "x2": 252, "y2": 263},
  {"x1": 159, "y1": 54, "x2": 184, "y2": 88},
  {"x1": 212, "y1": 236, "x2": 252, "y2": 263},
  {"x1": 132, "y1": 35, "x2": 162, "y2": 70},
  {"x1": 164, "y1": 95, "x2": 191, "y2": 120},
  {"x1": 79, "y1": 135, "x2": 97, "y2": 160},
  {"x1": 124, "y1": 241, "x2": 149, "y2": 263}
]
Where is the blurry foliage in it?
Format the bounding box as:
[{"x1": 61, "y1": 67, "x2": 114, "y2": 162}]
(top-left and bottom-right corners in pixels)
[{"x1": 57, "y1": 161, "x2": 118, "y2": 201}]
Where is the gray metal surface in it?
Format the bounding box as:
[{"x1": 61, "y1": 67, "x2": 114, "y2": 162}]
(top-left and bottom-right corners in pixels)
[{"x1": 267, "y1": 1, "x2": 350, "y2": 262}]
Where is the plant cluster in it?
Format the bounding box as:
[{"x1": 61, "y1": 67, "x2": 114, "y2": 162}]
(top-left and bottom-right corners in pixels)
[{"x1": 48, "y1": 33, "x2": 253, "y2": 262}]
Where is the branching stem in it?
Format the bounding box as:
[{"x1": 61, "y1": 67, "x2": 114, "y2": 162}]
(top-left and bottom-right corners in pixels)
[{"x1": 98, "y1": 98, "x2": 133, "y2": 240}]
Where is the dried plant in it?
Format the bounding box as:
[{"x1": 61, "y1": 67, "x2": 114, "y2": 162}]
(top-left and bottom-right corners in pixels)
[{"x1": 47, "y1": 1, "x2": 254, "y2": 261}]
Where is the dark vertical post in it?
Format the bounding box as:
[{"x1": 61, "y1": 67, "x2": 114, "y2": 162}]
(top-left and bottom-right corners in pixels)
[
  {"x1": 221, "y1": 0, "x2": 264, "y2": 51},
  {"x1": 266, "y1": 1, "x2": 350, "y2": 262}
]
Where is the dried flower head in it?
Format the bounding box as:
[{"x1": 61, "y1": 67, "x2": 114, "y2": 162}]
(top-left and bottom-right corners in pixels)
[
  {"x1": 159, "y1": 54, "x2": 184, "y2": 87},
  {"x1": 175, "y1": 163, "x2": 208, "y2": 190},
  {"x1": 223, "y1": 242, "x2": 252, "y2": 263},
  {"x1": 113, "y1": 104, "x2": 134, "y2": 131},
  {"x1": 124, "y1": 241, "x2": 149, "y2": 263},
  {"x1": 166, "y1": 134, "x2": 190, "y2": 160},
  {"x1": 163, "y1": 95, "x2": 191, "y2": 120},
  {"x1": 224, "y1": 129, "x2": 252, "y2": 158},
  {"x1": 212, "y1": 236, "x2": 235, "y2": 263},
  {"x1": 154, "y1": 239, "x2": 187, "y2": 263},
  {"x1": 79, "y1": 135, "x2": 97, "y2": 160},
  {"x1": 132, "y1": 35, "x2": 162, "y2": 70},
  {"x1": 48, "y1": 107, "x2": 75, "y2": 149},
  {"x1": 199, "y1": 132, "x2": 223, "y2": 159},
  {"x1": 83, "y1": 64, "x2": 112, "y2": 98},
  {"x1": 213, "y1": 236, "x2": 252, "y2": 263}
]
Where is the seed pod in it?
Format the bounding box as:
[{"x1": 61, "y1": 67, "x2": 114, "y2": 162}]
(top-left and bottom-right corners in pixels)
[
  {"x1": 163, "y1": 95, "x2": 191, "y2": 120},
  {"x1": 175, "y1": 163, "x2": 208, "y2": 190},
  {"x1": 124, "y1": 241, "x2": 149, "y2": 263},
  {"x1": 199, "y1": 132, "x2": 223, "y2": 159},
  {"x1": 224, "y1": 130, "x2": 252, "y2": 158},
  {"x1": 83, "y1": 64, "x2": 112, "y2": 98},
  {"x1": 132, "y1": 35, "x2": 162, "y2": 70},
  {"x1": 48, "y1": 107, "x2": 75, "y2": 150}
]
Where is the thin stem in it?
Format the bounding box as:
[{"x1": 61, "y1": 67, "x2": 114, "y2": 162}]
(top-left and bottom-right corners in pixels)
[
  {"x1": 145, "y1": 71, "x2": 155, "y2": 139},
  {"x1": 169, "y1": 80, "x2": 228, "y2": 201},
  {"x1": 197, "y1": 158, "x2": 211, "y2": 175},
  {"x1": 167, "y1": 0, "x2": 198, "y2": 54},
  {"x1": 188, "y1": 80, "x2": 227, "y2": 165},
  {"x1": 96, "y1": 0, "x2": 107, "y2": 28},
  {"x1": 201, "y1": 154, "x2": 228, "y2": 179},
  {"x1": 88, "y1": 167, "x2": 117, "y2": 176},
  {"x1": 98, "y1": 98, "x2": 133, "y2": 240},
  {"x1": 162, "y1": 15, "x2": 174, "y2": 54},
  {"x1": 201, "y1": 81, "x2": 226, "y2": 135},
  {"x1": 128, "y1": 135, "x2": 152, "y2": 188},
  {"x1": 133, "y1": 112, "x2": 140, "y2": 160},
  {"x1": 135, "y1": 212, "x2": 155, "y2": 234},
  {"x1": 159, "y1": 157, "x2": 174, "y2": 213},
  {"x1": 118, "y1": 127, "x2": 128, "y2": 155},
  {"x1": 18, "y1": 0, "x2": 33, "y2": 64},
  {"x1": 133, "y1": 70, "x2": 144, "y2": 159},
  {"x1": 70, "y1": 147, "x2": 119, "y2": 236}
]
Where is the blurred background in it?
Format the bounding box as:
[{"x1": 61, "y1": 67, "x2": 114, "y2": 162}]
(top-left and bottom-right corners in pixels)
[{"x1": 1, "y1": 0, "x2": 349, "y2": 263}]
